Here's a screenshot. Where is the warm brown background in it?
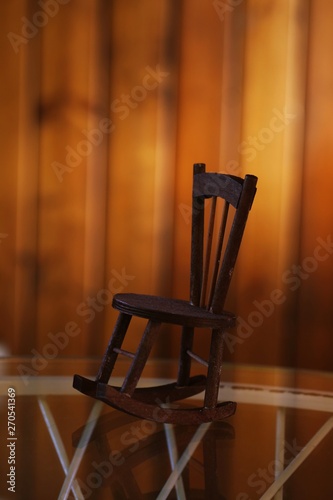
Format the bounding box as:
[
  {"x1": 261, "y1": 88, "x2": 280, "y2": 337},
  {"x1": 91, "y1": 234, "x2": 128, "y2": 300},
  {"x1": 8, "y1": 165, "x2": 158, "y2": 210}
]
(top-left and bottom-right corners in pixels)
[{"x1": 1, "y1": 0, "x2": 333, "y2": 371}]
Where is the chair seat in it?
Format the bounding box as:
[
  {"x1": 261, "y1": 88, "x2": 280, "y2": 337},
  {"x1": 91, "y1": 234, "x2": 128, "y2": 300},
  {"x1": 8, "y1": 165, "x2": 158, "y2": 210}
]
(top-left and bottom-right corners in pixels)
[{"x1": 113, "y1": 293, "x2": 236, "y2": 329}]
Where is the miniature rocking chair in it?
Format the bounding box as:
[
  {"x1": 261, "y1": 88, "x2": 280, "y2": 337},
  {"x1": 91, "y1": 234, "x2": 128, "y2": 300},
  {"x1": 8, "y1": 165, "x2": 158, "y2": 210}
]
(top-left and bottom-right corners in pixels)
[{"x1": 73, "y1": 163, "x2": 257, "y2": 424}]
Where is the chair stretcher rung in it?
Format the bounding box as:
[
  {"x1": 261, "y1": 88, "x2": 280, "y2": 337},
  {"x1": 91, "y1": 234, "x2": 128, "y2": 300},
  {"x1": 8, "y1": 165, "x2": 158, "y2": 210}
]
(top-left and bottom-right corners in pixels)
[
  {"x1": 187, "y1": 350, "x2": 209, "y2": 367},
  {"x1": 113, "y1": 347, "x2": 135, "y2": 359}
]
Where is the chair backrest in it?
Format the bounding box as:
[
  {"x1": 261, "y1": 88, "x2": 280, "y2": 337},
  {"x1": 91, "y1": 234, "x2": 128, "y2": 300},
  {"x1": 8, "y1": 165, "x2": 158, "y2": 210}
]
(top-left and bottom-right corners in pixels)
[{"x1": 190, "y1": 163, "x2": 257, "y2": 314}]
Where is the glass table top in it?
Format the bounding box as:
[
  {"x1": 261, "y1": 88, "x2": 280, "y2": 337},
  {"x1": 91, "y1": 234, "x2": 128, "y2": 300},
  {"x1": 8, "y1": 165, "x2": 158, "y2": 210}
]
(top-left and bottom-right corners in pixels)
[{"x1": 0, "y1": 358, "x2": 333, "y2": 499}]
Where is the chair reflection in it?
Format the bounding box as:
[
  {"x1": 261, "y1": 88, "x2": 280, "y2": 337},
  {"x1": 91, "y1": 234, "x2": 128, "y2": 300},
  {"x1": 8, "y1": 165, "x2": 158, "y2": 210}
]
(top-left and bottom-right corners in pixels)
[{"x1": 71, "y1": 409, "x2": 234, "y2": 499}]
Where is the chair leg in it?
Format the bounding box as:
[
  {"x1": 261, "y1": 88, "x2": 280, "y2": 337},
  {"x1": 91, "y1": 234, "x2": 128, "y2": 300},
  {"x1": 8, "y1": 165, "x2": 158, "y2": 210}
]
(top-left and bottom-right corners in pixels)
[
  {"x1": 96, "y1": 313, "x2": 132, "y2": 384},
  {"x1": 121, "y1": 320, "x2": 161, "y2": 397},
  {"x1": 204, "y1": 329, "x2": 225, "y2": 409},
  {"x1": 177, "y1": 326, "x2": 194, "y2": 386}
]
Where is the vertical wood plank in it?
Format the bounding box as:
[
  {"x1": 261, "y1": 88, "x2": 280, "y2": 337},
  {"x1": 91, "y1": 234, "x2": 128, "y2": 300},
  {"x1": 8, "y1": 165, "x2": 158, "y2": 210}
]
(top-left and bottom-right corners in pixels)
[
  {"x1": 81, "y1": 0, "x2": 111, "y2": 355},
  {"x1": 170, "y1": 0, "x2": 228, "y2": 359},
  {"x1": 103, "y1": 1, "x2": 173, "y2": 355},
  {"x1": 0, "y1": 0, "x2": 41, "y2": 354},
  {"x1": 151, "y1": 0, "x2": 181, "y2": 299},
  {"x1": 277, "y1": 0, "x2": 310, "y2": 366},
  {"x1": 173, "y1": 0, "x2": 226, "y2": 301},
  {"x1": 296, "y1": 0, "x2": 333, "y2": 370},
  {"x1": 218, "y1": 0, "x2": 247, "y2": 176},
  {"x1": 0, "y1": 1, "x2": 24, "y2": 354},
  {"x1": 230, "y1": 0, "x2": 306, "y2": 367},
  {"x1": 217, "y1": 1, "x2": 247, "y2": 320},
  {"x1": 37, "y1": 0, "x2": 91, "y2": 355},
  {"x1": 14, "y1": 0, "x2": 41, "y2": 354}
]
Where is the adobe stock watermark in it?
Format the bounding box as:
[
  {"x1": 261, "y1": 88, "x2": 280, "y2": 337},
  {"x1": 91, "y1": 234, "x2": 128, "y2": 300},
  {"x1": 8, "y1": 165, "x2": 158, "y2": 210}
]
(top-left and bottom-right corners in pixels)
[
  {"x1": 213, "y1": 0, "x2": 244, "y2": 21},
  {"x1": 225, "y1": 107, "x2": 297, "y2": 175},
  {"x1": 51, "y1": 117, "x2": 115, "y2": 183},
  {"x1": 224, "y1": 234, "x2": 333, "y2": 353},
  {"x1": 51, "y1": 64, "x2": 169, "y2": 183},
  {"x1": 17, "y1": 267, "x2": 135, "y2": 384},
  {"x1": 236, "y1": 438, "x2": 303, "y2": 499},
  {"x1": 178, "y1": 107, "x2": 296, "y2": 224},
  {"x1": 7, "y1": 0, "x2": 70, "y2": 54}
]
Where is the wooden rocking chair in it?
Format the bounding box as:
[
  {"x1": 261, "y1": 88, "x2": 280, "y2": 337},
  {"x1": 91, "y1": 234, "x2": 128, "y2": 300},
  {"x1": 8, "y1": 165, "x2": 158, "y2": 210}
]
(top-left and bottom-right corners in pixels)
[{"x1": 73, "y1": 163, "x2": 257, "y2": 424}]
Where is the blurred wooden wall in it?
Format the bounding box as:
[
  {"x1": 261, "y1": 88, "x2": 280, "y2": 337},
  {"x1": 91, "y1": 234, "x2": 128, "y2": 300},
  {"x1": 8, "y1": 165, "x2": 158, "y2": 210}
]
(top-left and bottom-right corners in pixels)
[{"x1": 1, "y1": 0, "x2": 333, "y2": 371}]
